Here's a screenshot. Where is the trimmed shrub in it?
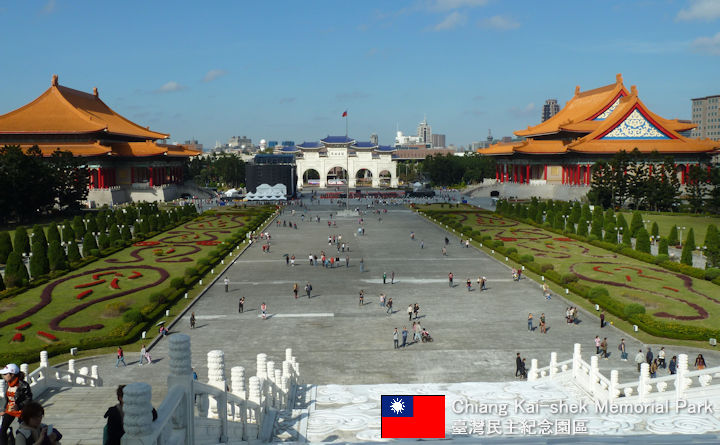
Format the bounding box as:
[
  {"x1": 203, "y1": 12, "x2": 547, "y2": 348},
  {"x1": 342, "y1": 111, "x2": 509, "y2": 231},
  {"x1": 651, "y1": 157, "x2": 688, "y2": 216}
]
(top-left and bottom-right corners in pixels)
[
  {"x1": 46, "y1": 224, "x2": 61, "y2": 244},
  {"x1": 170, "y1": 277, "x2": 185, "y2": 289},
  {"x1": 82, "y1": 233, "x2": 98, "y2": 258},
  {"x1": 121, "y1": 225, "x2": 133, "y2": 241},
  {"x1": 0, "y1": 272, "x2": 4, "y2": 292},
  {"x1": 539, "y1": 263, "x2": 554, "y2": 272},
  {"x1": 72, "y1": 215, "x2": 86, "y2": 239},
  {"x1": 29, "y1": 240, "x2": 49, "y2": 278},
  {"x1": 61, "y1": 223, "x2": 75, "y2": 244},
  {"x1": 680, "y1": 242, "x2": 694, "y2": 266},
  {"x1": 0, "y1": 231, "x2": 12, "y2": 264},
  {"x1": 519, "y1": 254, "x2": 534, "y2": 263},
  {"x1": 588, "y1": 286, "x2": 609, "y2": 300},
  {"x1": 668, "y1": 225, "x2": 679, "y2": 246},
  {"x1": 108, "y1": 225, "x2": 121, "y2": 244},
  {"x1": 624, "y1": 303, "x2": 646, "y2": 318},
  {"x1": 97, "y1": 233, "x2": 110, "y2": 250},
  {"x1": 651, "y1": 221, "x2": 659, "y2": 239},
  {"x1": 197, "y1": 258, "x2": 210, "y2": 267},
  {"x1": 635, "y1": 228, "x2": 651, "y2": 253},
  {"x1": 4, "y1": 252, "x2": 29, "y2": 287},
  {"x1": 655, "y1": 254, "x2": 669, "y2": 264},
  {"x1": 13, "y1": 226, "x2": 30, "y2": 255},
  {"x1": 505, "y1": 247, "x2": 518, "y2": 256},
  {"x1": 629, "y1": 211, "x2": 643, "y2": 237},
  {"x1": 47, "y1": 241, "x2": 68, "y2": 272},
  {"x1": 658, "y1": 238, "x2": 669, "y2": 256},
  {"x1": 90, "y1": 248, "x2": 100, "y2": 257},
  {"x1": 122, "y1": 309, "x2": 144, "y2": 324},
  {"x1": 561, "y1": 273, "x2": 579, "y2": 284},
  {"x1": 704, "y1": 268, "x2": 720, "y2": 281},
  {"x1": 185, "y1": 267, "x2": 199, "y2": 277},
  {"x1": 66, "y1": 241, "x2": 82, "y2": 263},
  {"x1": 149, "y1": 292, "x2": 167, "y2": 304}
]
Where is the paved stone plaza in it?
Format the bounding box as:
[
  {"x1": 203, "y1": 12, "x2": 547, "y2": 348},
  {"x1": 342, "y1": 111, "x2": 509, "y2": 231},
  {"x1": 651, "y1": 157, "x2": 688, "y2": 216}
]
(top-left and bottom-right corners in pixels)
[{"x1": 37, "y1": 198, "x2": 720, "y2": 442}]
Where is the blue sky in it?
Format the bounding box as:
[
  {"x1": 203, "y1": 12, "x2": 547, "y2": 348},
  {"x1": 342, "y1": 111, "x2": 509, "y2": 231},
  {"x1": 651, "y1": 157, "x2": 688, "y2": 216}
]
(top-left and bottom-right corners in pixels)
[{"x1": 1, "y1": 0, "x2": 719, "y2": 148}]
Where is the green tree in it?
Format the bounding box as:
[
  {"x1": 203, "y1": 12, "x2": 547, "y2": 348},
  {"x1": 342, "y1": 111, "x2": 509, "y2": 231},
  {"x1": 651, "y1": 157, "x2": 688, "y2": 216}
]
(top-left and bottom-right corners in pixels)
[
  {"x1": 707, "y1": 166, "x2": 720, "y2": 213},
  {"x1": 616, "y1": 214, "x2": 631, "y2": 246},
  {"x1": 604, "y1": 220, "x2": 618, "y2": 244},
  {"x1": 47, "y1": 149, "x2": 89, "y2": 211},
  {"x1": 31, "y1": 225, "x2": 48, "y2": 252},
  {"x1": 61, "y1": 220, "x2": 75, "y2": 243},
  {"x1": 577, "y1": 219, "x2": 588, "y2": 237},
  {"x1": 686, "y1": 165, "x2": 708, "y2": 213},
  {"x1": 658, "y1": 237, "x2": 669, "y2": 256},
  {"x1": 66, "y1": 241, "x2": 81, "y2": 263},
  {"x1": 704, "y1": 224, "x2": 720, "y2": 268},
  {"x1": 13, "y1": 226, "x2": 30, "y2": 255},
  {"x1": 86, "y1": 216, "x2": 98, "y2": 234},
  {"x1": 680, "y1": 242, "x2": 694, "y2": 266},
  {"x1": 29, "y1": 240, "x2": 49, "y2": 277},
  {"x1": 121, "y1": 225, "x2": 132, "y2": 241},
  {"x1": 635, "y1": 228, "x2": 651, "y2": 253},
  {"x1": 627, "y1": 149, "x2": 649, "y2": 209},
  {"x1": 629, "y1": 211, "x2": 643, "y2": 237},
  {"x1": 47, "y1": 240, "x2": 68, "y2": 271},
  {"x1": 46, "y1": 224, "x2": 61, "y2": 244},
  {"x1": 0, "y1": 145, "x2": 56, "y2": 223},
  {"x1": 72, "y1": 215, "x2": 86, "y2": 240},
  {"x1": 108, "y1": 224, "x2": 122, "y2": 244},
  {"x1": 4, "y1": 251, "x2": 29, "y2": 287},
  {"x1": 685, "y1": 228, "x2": 696, "y2": 251},
  {"x1": 668, "y1": 226, "x2": 679, "y2": 246},
  {"x1": 82, "y1": 232, "x2": 98, "y2": 257},
  {"x1": 569, "y1": 202, "x2": 582, "y2": 224},
  {"x1": 651, "y1": 222, "x2": 659, "y2": 239},
  {"x1": 580, "y1": 203, "x2": 592, "y2": 224},
  {"x1": 588, "y1": 162, "x2": 613, "y2": 208},
  {"x1": 0, "y1": 231, "x2": 12, "y2": 264},
  {"x1": 97, "y1": 233, "x2": 110, "y2": 250}
]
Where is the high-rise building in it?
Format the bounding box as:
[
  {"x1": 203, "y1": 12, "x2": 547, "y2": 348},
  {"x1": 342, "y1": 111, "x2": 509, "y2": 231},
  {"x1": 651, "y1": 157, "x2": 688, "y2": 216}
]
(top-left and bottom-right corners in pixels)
[
  {"x1": 370, "y1": 133, "x2": 378, "y2": 145},
  {"x1": 417, "y1": 117, "x2": 432, "y2": 144},
  {"x1": 229, "y1": 135, "x2": 252, "y2": 148},
  {"x1": 542, "y1": 99, "x2": 560, "y2": 122},
  {"x1": 691, "y1": 95, "x2": 720, "y2": 140},
  {"x1": 431, "y1": 133, "x2": 445, "y2": 148}
]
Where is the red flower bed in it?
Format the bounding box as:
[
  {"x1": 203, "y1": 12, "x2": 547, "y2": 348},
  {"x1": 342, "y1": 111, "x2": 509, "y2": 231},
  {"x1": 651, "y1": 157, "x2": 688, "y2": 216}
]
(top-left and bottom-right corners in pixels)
[
  {"x1": 166, "y1": 248, "x2": 175, "y2": 253},
  {"x1": 663, "y1": 286, "x2": 679, "y2": 292},
  {"x1": 196, "y1": 240, "x2": 220, "y2": 246},
  {"x1": 74, "y1": 279, "x2": 106, "y2": 288},
  {"x1": 92, "y1": 271, "x2": 116, "y2": 280},
  {"x1": 38, "y1": 331, "x2": 58, "y2": 341},
  {"x1": 553, "y1": 237, "x2": 573, "y2": 241},
  {"x1": 11, "y1": 333, "x2": 23, "y2": 342},
  {"x1": 115, "y1": 272, "x2": 123, "y2": 277},
  {"x1": 626, "y1": 275, "x2": 632, "y2": 282},
  {"x1": 592, "y1": 266, "x2": 613, "y2": 275},
  {"x1": 499, "y1": 237, "x2": 517, "y2": 242},
  {"x1": 133, "y1": 241, "x2": 161, "y2": 246},
  {"x1": 110, "y1": 278, "x2": 120, "y2": 289},
  {"x1": 15, "y1": 322, "x2": 31, "y2": 330},
  {"x1": 76, "y1": 289, "x2": 93, "y2": 299},
  {"x1": 128, "y1": 271, "x2": 143, "y2": 279},
  {"x1": 193, "y1": 234, "x2": 199, "y2": 239}
]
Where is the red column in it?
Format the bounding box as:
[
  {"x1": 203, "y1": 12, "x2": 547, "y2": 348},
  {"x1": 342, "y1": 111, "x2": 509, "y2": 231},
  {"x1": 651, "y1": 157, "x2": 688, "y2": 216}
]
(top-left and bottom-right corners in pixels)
[
  {"x1": 648, "y1": 164, "x2": 653, "y2": 177},
  {"x1": 526, "y1": 165, "x2": 530, "y2": 183},
  {"x1": 586, "y1": 165, "x2": 590, "y2": 185},
  {"x1": 543, "y1": 165, "x2": 547, "y2": 180},
  {"x1": 681, "y1": 165, "x2": 686, "y2": 185},
  {"x1": 149, "y1": 167, "x2": 154, "y2": 187}
]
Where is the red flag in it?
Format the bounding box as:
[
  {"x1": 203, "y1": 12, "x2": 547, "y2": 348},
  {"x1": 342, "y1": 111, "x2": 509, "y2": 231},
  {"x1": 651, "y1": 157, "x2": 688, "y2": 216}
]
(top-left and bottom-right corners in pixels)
[
  {"x1": 342, "y1": 110, "x2": 347, "y2": 117},
  {"x1": 381, "y1": 395, "x2": 445, "y2": 438}
]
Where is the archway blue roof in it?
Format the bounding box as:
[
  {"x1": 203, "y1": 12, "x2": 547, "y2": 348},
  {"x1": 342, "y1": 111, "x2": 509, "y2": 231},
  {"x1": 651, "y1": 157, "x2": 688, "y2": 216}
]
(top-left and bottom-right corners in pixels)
[
  {"x1": 297, "y1": 141, "x2": 322, "y2": 149},
  {"x1": 322, "y1": 136, "x2": 355, "y2": 144},
  {"x1": 376, "y1": 145, "x2": 397, "y2": 152},
  {"x1": 353, "y1": 141, "x2": 377, "y2": 148}
]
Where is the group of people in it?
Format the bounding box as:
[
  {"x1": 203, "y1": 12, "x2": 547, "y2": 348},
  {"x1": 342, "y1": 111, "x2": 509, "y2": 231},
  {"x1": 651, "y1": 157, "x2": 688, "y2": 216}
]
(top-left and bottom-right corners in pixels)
[
  {"x1": 527, "y1": 313, "x2": 547, "y2": 333},
  {"x1": 393, "y1": 322, "x2": 432, "y2": 349}
]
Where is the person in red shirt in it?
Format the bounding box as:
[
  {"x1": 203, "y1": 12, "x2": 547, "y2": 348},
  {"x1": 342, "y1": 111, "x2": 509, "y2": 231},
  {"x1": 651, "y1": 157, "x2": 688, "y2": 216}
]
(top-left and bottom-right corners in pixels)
[
  {"x1": 448, "y1": 272, "x2": 454, "y2": 287},
  {"x1": 1, "y1": 363, "x2": 32, "y2": 445}
]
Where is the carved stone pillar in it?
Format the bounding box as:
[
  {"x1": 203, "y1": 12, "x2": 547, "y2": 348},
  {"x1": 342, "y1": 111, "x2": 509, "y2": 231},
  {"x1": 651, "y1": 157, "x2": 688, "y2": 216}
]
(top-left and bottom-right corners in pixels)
[
  {"x1": 167, "y1": 334, "x2": 194, "y2": 444},
  {"x1": 256, "y1": 353, "x2": 268, "y2": 381},
  {"x1": 122, "y1": 383, "x2": 153, "y2": 442},
  {"x1": 40, "y1": 351, "x2": 49, "y2": 368},
  {"x1": 207, "y1": 350, "x2": 226, "y2": 419}
]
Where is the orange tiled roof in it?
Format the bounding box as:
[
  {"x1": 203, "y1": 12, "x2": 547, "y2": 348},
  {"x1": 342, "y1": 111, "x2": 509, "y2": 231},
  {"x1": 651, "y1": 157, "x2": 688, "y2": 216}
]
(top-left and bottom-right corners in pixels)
[
  {"x1": 110, "y1": 141, "x2": 169, "y2": 157},
  {"x1": 20, "y1": 142, "x2": 112, "y2": 157},
  {"x1": 477, "y1": 143, "x2": 517, "y2": 156},
  {"x1": 164, "y1": 144, "x2": 202, "y2": 157},
  {"x1": 515, "y1": 74, "x2": 629, "y2": 137},
  {"x1": 0, "y1": 75, "x2": 168, "y2": 140},
  {"x1": 514, "y1": 139, "x2": 570, "y2": 154}
]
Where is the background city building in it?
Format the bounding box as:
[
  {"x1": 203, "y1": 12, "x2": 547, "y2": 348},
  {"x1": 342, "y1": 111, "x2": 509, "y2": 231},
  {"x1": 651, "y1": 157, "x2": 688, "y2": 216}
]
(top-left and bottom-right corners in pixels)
[
  {"x1": 542, "y1": 99, "x2": 560, "y2": 122},
  {"x1": 417, "y1": 117, "x2": 432, "y2": 144},
  {"x1": 691, "y1": 95, "x2": 720, "y2": 140},
  {"x1": 431, "y1": 133, "x2": 446, "y2": 148}
]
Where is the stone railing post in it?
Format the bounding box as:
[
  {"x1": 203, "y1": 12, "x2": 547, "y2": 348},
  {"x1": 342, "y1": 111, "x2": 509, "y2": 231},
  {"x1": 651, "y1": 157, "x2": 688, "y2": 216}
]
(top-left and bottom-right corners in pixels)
[
  {"x1": 207, "y1": 350, "x2": 228, "y2": 441},
  {"x1": 40, "y1": 351, "x2": 49, "y2": 369},
  {"x1": 79, "y1": 367, "x2": 89, "y2": 385},
  {"x1": 91, "y1": 365, "x2": 101, "y2": 387},
  {"x1": 266, "y1": 361, "x2": 276, "y2": 407},
  {"x1": 572, "y1": 343, "x2": 581, "y2": 380},
  {"x1": 281, "y1": 375, "x2": 290, "y2": 409},
  {"x1": 67, "y1": 359, "x2": 75, "y2": 383},
  {"x1": 167, "y1": 333, "x2": 194, "y2": 444},
  {"x1": 20, "y1": 363, "x2": 29, "y2": 376},
  {"x1": 549, "y1": 352, "x2": 558, "y2": 377},
  {"x1": 121, "y1": 382, "x2": 154, "y2": 444},
  {"x1": 0, "y1": 380, "x2": 5, "y2": 399},
  {"x1": 675, "y1": 354, "x2": 690, "y2": 400},
  {"x1": 638, "y1": 363, "x2": 650, "y2": 400},
  {"x1": 609, "y1": 370, "x2": 619, "y2": 400},
  {"x1": 246, "y1": 376, "x2": 261, "y2": 440},
  {"x1": 274, "y1": 369, "x2": 283, "y2": 407},
  {"x1": 291, "y1": 357, "x2": 300, "y2": 385},
  {"x1": 590, "y1": 356, "x2": 599, "y2": 383},
  {"x1": 256, "y1": 353, "x2": 268, "y2": 381},
  {"x1": 282, "y1": 361, "x2": 293, "y2": 387},
  {"x1": 527, "y1": 359, "x2": 538, "y2": 381},
  {"x1": 230, "y1": 366, "x2": 247, "y2": 441}
]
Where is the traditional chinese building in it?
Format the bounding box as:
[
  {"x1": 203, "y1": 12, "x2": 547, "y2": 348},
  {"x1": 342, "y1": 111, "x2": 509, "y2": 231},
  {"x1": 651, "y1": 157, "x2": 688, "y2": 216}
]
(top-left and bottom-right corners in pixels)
[
  {"x1": 0, "y1": 74, "x2": 200, "y2": 206},
  {"x1": 480, "y1": 74, "x2": 718, "y2": 186},
  {"x1": 288, "y1": 136, "x2": 398, "y2": 189}
]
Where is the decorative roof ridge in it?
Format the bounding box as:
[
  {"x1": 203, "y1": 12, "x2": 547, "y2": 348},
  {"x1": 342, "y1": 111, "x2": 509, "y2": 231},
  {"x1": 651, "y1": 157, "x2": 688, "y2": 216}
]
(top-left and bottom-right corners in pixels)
[{"x1": 574, "y1": 73, "x2": 623, "y2": 98}]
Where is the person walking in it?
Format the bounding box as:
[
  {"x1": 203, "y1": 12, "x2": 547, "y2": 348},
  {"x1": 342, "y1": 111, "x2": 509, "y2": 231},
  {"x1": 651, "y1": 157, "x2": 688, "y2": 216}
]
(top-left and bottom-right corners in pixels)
[
  {"x1": 600, "y1": 311, "x2": 605, "y2": 328},
  {"x1": 383, "y1": 272, "x2": 387, "y2": 284},
  {"x1": 305, "y1": 282, "x2": 312, "y2": 298},
  {"x1": 448, "y1": 272, "x2": 454, "y2": 287},
  {"x1": 346, "y1": 255, "x2": 350, "y2": 267},
  {"x1": 407, "y1": 305, "x2": 413, "y2": 321},
  {"x1": 261, "y1": 303, "x2": 267, "y2": 320},
  {"x1": 466, "y1": 278, "x2": 472, "y2": 291},
  {"x1": 481, "y1": 277, "x2": 487, "y2": 291},
  {"x1": 401, "y1": 327, "x2": 408, "y2": 348},
  {"x1": 594, "y1": 336, "x2": 601, "y2": 355},
  {"x1": 420, "y1": 240, "x2": 424, "y2": 249},
  {"x1": 391, "y1": 271, "x2": 395, "y2": 284},
  {"x1": 618, "y1": 338, "x2": 627, "y2": 361},
  {"x1": 650, "y1": 359, "x2": 659, "y2": 378},
  {"x1": 359, "y1": 290, "x2": 365, "y2": 306},
  {"x1": 224, "y1": 277, "x2": 229, "y2": 293},
  {"x1": 527, "y1": 313, "x2": 533, "y2": 332},
  {"x1": 695, "y1": 354, "x2": 707, "y2": 370},
  {"x1": 658, "y1": 347, "x2": 666, "y2": 369},
  {"x1": 539, "y1": 313, "x2": 546, "y2": 334},
  {"x1": 359, "y1": 258, "x2": 364, "y2": 273},
  {"x1": 190, "y1": 312, "x2": 196, "y2": 329},
  {"x1": 379, "y1": 293, "x2": 386, "y2": 307},
  {"x1": 601, "y1": 337, "x2": 608, "y2": 360},
  {"x1": 413, "y1": 303, "x2": 419, "y2": 320},
  {"x1": 635, "y1": 349, "x2": 645, "y2": 372},
  {"x1": 515, "y1": 353, "x2": 523, "y2": 377},
  {"x1": 543, "y1": 283, "x2": 551, "y2": 300},
  {"x1": 139, "y1": 344, "x2": 147, "y2": 366},
  {"x1": 669, "y1": 356, "x2": 677, "y2": 375},
  {"x1": 1, "y1": 363, "x2": 32, "y2": 445},
  {"x1": 116, "y1": 347, "x2": 126, "y2": 367},
  {"x1": 646, "y1": 347, "x2": 653, "y2": 364},
  {"x1": 393, "y1": 328, "x2": 399, "y2": 349},
  {"x1": 386, "y1": 297, "x2": 393, "y2": 314},
  {"x1": 239, "y1": 297, "x2": 245, "y2": 313},
  {"x1": 293, "y1": 283, "x2": 298, "y2": 299}
]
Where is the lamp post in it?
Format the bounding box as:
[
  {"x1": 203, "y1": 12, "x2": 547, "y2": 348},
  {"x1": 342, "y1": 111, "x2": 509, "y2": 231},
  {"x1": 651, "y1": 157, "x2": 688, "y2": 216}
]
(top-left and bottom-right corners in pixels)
[
  {"x1": 643, "y1": 219, "x2": 651, "y2": 231},
  {"x1": 586, "y1": 220, "x2": 591, "y2": 234},
  {"x1": 678, "y1": 226, "x2": 686, "y2": 247},
  {"x1": 615, "y1": 226, "x2": 623, "y2": 244}
]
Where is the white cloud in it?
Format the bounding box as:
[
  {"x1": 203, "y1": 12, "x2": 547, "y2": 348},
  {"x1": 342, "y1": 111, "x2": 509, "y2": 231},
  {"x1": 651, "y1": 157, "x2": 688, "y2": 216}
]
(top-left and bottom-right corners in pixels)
[
  {"x1": 429, "y1": 0, "x2": 488, "y2": 11},
  {"x1": 479, "y1": 15, "x2": 520, "y2": 30},
  {"x1": 677, "y1": 0, "x2": 720, "y2": 21},
  {"x1": 155, "y1": 81, "x2": 186, "y2": 93},
  {"x1": 203, "y1": 69, "x2": 227, "y2": 82},
  {"x1": 433, "y1": 11, "x2": 467, "y2": 31},
  {"x1": 42, "y1": 0, "x2": 55, "y2": 14},
  {"x1": 692, "y1": 32, "x2": 720, "y2": 55},
  {"x1": 510, "y1": 102, "x2": 536, "y2": 117}
]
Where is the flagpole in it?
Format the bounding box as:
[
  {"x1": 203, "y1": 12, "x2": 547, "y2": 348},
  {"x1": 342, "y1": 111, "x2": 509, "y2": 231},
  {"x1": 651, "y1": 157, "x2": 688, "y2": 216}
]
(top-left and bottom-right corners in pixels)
[{"x1": 345, "y1": 112, "x2": 349, "y2": 211}]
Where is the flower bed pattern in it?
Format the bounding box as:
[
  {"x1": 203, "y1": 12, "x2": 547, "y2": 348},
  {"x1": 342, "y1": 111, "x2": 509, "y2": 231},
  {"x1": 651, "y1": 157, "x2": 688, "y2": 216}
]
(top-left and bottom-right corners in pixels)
[
  {"x1": 15, "y1": 322, "x2": 31, "y2": 330},
  {"x1": 12, "y1": 333, "x2": 23, "y2": 342},
  {"x1": 37, "y1": 331, "x2": 58, "y2": 341},
  {"x1": 76, "y1": 289, "x2": 93, "y2": 299}
]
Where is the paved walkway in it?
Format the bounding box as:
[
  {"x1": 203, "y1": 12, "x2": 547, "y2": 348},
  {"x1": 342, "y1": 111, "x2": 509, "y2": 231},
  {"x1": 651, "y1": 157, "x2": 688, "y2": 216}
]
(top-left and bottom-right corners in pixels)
[{"x1": 39, "y1": 199, "x2": 720, "y2": 442}]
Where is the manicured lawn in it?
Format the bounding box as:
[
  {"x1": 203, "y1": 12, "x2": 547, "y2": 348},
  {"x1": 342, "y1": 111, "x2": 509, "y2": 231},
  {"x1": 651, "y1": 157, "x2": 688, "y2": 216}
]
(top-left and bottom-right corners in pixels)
[
  {"x1": 0, "y1": 207, "x2": 272, "y2": 361},
  {"x1": 616, "y1": 211, "x2": 720, "y2": 244},
  {"x1": 418, "y1": 204, "x2": 720, "y2": 331}
]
